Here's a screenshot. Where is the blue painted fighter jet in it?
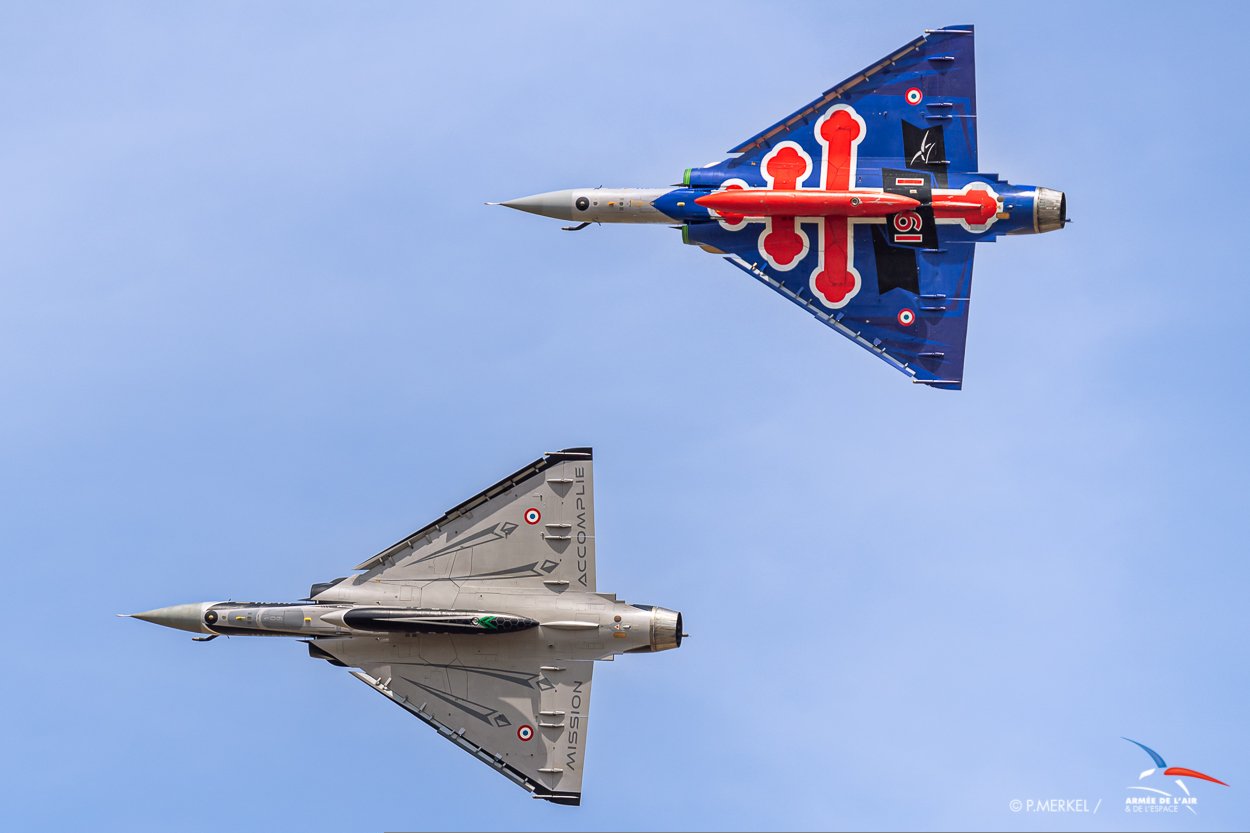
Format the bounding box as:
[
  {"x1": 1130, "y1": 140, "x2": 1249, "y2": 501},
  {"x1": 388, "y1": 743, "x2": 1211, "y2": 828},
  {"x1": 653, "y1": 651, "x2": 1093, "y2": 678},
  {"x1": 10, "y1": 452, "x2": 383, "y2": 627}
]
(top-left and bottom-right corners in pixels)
[{"x1": 496, "y1": 25, "x2": 1065, "y2": 389}]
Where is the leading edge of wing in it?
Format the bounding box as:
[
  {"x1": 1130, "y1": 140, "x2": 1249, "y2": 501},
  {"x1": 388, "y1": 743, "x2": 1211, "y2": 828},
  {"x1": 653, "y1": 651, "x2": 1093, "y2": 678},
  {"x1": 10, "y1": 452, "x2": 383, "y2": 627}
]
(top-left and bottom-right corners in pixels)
[
  {"x1": 349, "y1": 668, "x2": 583, "y2": 806},
  {"x1": 727, "y1": 24, "x2": 974, "y2": 155},
  {"x1": 353, "y1": 447, "x2": 593, "y2": 571}
]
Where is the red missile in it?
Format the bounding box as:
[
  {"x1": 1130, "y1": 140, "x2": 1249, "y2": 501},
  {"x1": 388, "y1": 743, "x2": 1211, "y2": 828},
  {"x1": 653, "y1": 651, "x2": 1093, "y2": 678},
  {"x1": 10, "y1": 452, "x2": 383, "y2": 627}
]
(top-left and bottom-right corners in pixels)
[{"x1": 695, "y1": 189, "x2": 920, "y2": 218}]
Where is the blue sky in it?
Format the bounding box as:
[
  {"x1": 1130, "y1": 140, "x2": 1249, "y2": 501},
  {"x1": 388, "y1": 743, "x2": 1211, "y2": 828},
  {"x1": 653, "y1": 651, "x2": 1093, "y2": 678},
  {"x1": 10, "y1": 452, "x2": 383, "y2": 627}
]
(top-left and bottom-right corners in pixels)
[{"x1": 2, "y1": 2, "x2": 1247, "y2": 830}]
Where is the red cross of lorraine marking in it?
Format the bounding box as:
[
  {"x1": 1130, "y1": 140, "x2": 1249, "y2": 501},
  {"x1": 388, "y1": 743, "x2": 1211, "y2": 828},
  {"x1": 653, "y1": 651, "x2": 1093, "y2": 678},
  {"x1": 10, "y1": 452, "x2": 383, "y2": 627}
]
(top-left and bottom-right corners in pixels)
[{"x1": 706, "y1": 103, "x2": 1001, "y2": 310}]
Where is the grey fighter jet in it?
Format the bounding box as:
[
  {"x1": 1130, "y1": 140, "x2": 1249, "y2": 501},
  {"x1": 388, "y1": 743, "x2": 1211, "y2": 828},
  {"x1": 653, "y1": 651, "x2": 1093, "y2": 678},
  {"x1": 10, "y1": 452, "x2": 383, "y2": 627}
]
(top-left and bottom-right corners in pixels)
[{"x1": 125, "y1": 448, "x2": 684, "y2": 806}]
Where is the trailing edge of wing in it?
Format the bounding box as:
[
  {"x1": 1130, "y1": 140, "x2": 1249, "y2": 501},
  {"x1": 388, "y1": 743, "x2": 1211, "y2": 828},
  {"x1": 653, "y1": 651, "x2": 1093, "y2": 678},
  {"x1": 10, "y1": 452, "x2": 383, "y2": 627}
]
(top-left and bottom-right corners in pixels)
[
  {"x1": 350, "y1": 670, "x2": 583, "y2": 805},
  {"x1": 353, "y1": 447, "x2": 592, "y2": 571},
  {"x1": 722, "y1": 244, "x2": 975, "y2": 390}
]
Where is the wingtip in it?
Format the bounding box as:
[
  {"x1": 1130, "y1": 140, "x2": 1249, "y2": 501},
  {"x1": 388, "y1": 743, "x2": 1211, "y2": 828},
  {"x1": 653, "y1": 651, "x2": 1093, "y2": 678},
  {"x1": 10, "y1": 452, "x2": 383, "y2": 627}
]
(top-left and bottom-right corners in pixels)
[
  {"x1": 911, "y1": 378, "x2": 963, "y2": 390},
  {"x1": 550, "y1": 446, "x2": 593, "y2": 460}
]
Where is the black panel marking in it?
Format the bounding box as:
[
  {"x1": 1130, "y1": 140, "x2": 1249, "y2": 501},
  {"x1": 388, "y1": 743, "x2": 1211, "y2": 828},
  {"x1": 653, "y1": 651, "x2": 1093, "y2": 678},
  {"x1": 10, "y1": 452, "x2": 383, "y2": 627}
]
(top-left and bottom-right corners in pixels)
[
  {"x1": 902, "y1": 120, "x2": 948, "y2": 186},
  {"x1": 882, "y1": 168, "x2": 938, "y2": 250},
  {"x1": 872, "y1": 225, "x2": 920, "y2": 296}
]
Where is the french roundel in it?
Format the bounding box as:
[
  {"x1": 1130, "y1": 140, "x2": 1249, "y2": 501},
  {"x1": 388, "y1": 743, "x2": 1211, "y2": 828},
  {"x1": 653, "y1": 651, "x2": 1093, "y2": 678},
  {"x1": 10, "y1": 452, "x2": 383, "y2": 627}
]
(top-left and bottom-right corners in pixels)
[
  {"x1": 897, "y1": 308, "x2": 916, "y2": 327},
  {"x1": 517, "y1": 724, "x2": 534, "y2": 742},
  {"x1": 905, "y1": 87, "x2": 923, "y2": 105},
  {"x1": 524, "y1": 508, "x2": 541, "y2": 525}
]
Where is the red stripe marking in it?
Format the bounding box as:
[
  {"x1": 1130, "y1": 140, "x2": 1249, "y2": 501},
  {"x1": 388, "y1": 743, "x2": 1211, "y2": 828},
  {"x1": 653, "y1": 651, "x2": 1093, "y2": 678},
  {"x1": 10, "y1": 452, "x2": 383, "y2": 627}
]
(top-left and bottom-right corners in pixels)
[
  {"x1": 1164, "y1": 767, "x2": 1229, "y2": 786},
  {"x1": 819, "y1": 109, "x2": 862, "y2": 191},
  {"x1": 812, "y1": 218, "x2": 856, "y2": 305}
]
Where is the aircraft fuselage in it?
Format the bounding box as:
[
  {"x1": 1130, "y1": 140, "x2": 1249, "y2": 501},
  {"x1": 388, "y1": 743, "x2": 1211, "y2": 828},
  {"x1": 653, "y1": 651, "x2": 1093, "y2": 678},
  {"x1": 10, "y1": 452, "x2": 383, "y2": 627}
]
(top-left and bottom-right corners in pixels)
[
  {"x1": 501, "y1": 177, "x2": 1066, "y2": 237},
  {"x1": 130, "y1": 593, "x2": 683, "y2": 657}
]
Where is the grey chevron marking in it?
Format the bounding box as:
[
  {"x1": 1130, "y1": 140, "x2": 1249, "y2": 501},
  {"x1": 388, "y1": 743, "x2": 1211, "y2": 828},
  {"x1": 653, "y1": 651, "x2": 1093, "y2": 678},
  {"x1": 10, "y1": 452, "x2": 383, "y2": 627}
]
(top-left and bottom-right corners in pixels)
[
  {"x1": 420, "y1": 663, "x2": 543, "y2": 689},
  {"x1": 398, "y1": 675, "x2": 508, "y2": 726},
  {"x1": 405, "y1": 523, "x2": 512, "y2": 566},
  {"x1": 395, "y1": 561, "x2": 550, "y2": 584}
]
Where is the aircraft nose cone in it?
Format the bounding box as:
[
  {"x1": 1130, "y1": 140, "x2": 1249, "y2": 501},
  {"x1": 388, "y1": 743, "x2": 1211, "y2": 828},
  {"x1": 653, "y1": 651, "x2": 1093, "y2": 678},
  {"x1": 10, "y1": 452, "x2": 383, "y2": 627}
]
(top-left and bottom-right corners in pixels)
[
  {"x1": 126, "y1": 602, "x2": 215, "y2": 634},
  {"x1": 493, "y1": 189, "x2": 576, "y2": 221}
]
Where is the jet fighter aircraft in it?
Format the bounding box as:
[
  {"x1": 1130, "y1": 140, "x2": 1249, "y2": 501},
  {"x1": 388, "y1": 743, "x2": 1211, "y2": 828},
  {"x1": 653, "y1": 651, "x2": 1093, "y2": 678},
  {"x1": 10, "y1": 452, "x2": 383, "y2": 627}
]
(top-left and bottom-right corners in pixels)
[
  {"x1": 125, "y1": 448, "x2": 682, "y2": 806},
  {"x1": 496, "y1": 25, "x2": 1065, "y2": 389}
]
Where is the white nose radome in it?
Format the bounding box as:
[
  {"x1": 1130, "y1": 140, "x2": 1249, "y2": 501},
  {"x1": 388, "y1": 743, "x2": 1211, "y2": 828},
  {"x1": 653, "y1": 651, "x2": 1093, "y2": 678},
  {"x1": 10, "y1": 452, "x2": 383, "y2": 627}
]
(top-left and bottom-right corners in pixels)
[
  {"x1": 493, "y1": 188, "x2": 672, "y2": 224},
  {"x1": 493, "y1": 189, "x2": 576, "y2": 220},
  {"x1": 124, "y1": 602, "x2": 217, "y2": 634}
]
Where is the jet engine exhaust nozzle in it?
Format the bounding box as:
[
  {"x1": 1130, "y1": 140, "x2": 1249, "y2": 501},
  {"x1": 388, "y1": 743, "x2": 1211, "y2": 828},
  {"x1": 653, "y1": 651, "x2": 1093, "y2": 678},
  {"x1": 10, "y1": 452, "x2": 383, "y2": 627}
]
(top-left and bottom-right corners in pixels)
[
  {"x1": 1034, "y1": 187, "x2": 1067, "y2": 233},
  {"x1": 648, "y1": 607, "x2": 683, "y2": 653}
]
